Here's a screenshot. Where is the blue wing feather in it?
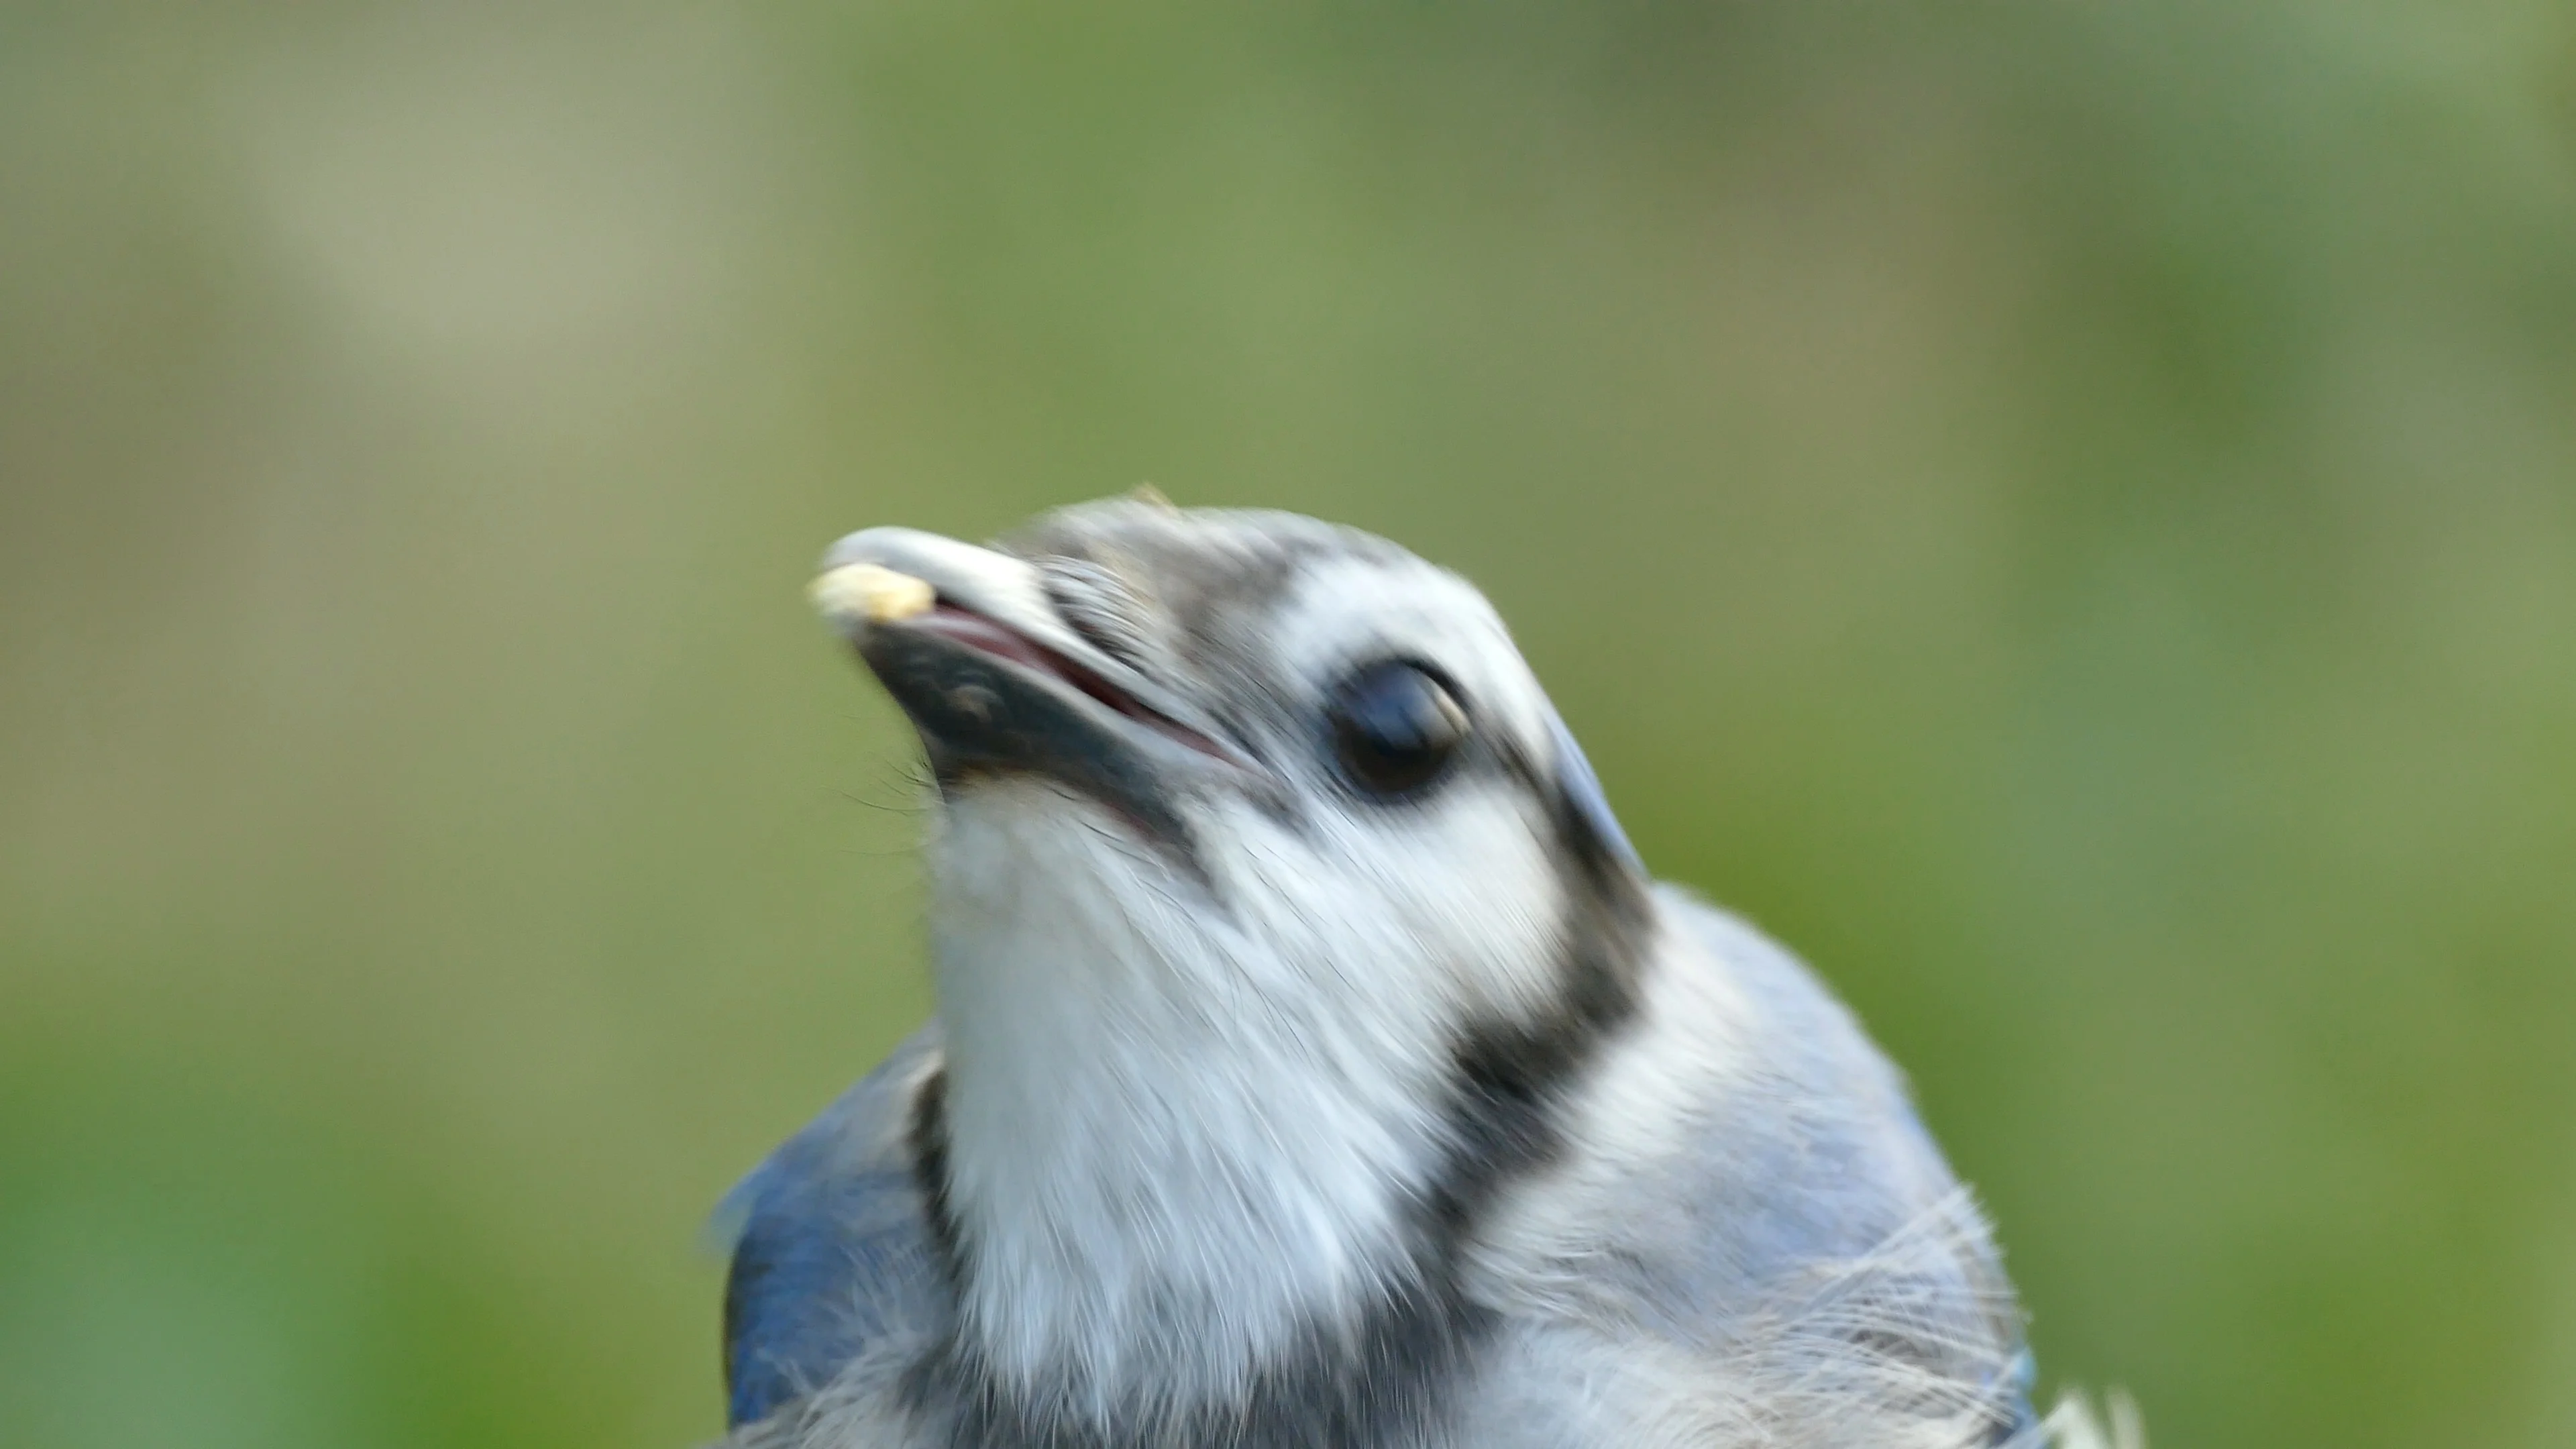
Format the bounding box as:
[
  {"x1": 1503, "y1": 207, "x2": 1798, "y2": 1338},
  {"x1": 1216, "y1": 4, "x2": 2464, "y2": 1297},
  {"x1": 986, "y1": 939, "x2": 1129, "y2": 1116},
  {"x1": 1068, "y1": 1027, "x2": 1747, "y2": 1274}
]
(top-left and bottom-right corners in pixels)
[
  {"x1": 718, "y1": 1025, "x2": 945, "y2": 1429},
  {"x1": 1659, "y1": 898, "x2": 2037, "y2": 1441}
]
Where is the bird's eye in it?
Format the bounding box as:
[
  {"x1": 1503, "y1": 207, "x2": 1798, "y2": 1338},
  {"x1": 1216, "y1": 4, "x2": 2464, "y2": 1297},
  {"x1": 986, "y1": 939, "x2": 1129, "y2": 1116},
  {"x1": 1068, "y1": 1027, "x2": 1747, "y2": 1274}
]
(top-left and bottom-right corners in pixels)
[{"x1": 1327, "y1": 660, "x2": 1470, "y2": 796}]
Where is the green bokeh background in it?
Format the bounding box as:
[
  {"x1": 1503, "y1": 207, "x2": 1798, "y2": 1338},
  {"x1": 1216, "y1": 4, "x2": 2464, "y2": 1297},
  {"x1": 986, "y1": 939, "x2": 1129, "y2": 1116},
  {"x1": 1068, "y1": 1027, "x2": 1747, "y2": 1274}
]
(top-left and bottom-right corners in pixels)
[{"x1": 5, "y1": 3, "x2": 2574, "y2": 1446}]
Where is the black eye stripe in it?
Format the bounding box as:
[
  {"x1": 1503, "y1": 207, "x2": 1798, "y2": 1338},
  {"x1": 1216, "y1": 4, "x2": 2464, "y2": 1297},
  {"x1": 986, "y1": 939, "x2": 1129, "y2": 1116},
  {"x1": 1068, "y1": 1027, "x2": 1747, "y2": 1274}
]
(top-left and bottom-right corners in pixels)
[{"x1": 1326, "y1": 660, "x2": 1470, "y2": 798}]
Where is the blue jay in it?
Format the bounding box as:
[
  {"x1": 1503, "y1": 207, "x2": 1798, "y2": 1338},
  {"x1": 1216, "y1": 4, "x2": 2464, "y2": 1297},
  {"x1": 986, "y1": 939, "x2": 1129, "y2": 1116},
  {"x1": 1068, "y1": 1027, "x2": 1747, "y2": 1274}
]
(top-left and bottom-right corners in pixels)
[{"x1": 716, "y1": 497, "x2": 2060, "y2": 1448}]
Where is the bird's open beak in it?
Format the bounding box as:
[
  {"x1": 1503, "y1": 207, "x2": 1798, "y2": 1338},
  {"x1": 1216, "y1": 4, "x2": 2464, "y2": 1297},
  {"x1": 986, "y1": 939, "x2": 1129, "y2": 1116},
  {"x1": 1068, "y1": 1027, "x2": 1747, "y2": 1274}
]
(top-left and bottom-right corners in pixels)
[{"x1": 811, "y1": 528, "x2": 1256, "y2": 844}]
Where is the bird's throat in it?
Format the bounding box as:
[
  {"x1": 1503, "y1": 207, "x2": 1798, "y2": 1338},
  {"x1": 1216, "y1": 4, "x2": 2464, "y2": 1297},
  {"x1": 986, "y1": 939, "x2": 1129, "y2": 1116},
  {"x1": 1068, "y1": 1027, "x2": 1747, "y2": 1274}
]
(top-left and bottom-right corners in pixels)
[
  {"x1": 930, "y1": 997, "x2": 1445, "y2": 1407},
  {"x1": 921, "y1": 791, "x2": 1459, "y2": 1412}
]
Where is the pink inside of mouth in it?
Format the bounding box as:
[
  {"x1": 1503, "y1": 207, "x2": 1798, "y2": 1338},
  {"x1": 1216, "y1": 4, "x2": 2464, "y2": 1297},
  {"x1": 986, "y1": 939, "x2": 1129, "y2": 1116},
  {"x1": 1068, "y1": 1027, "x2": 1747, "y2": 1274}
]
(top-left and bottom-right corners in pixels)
[{"x1": 904, "y1": 603, "x2": 1240, "y2": 765}]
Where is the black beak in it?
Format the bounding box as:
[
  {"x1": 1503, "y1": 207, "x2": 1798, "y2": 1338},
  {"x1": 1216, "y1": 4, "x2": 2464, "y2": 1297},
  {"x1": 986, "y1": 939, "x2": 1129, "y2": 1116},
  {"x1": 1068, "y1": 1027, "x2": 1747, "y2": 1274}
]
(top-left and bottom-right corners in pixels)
[
  {"x1": 810, "y1": 528, "x2": 1264, "y2": 857},
  {"x1": 858, "y1": 604, "x2": 1217, "y2": 847}
]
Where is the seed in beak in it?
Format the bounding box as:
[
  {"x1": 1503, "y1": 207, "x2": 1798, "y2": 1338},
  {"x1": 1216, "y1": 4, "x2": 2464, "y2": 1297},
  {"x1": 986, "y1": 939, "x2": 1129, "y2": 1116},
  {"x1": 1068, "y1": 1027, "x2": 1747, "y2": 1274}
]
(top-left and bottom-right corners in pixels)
[{"x1": 811, "y1": 564, "x2": 935, "y2": 626}]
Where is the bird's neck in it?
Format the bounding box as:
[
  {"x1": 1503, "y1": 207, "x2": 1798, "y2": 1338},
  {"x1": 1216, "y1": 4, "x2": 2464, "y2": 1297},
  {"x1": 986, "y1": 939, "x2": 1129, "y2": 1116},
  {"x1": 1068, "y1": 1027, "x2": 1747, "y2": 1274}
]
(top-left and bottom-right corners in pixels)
[{"x1": 920, "y1": 800, "x2": 1462, "y2": 1413}]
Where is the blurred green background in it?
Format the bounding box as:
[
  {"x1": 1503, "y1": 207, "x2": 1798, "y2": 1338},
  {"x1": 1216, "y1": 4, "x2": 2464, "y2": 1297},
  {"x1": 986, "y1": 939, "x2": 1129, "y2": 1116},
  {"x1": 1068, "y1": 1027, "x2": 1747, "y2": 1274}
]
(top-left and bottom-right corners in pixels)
[{"x1": 4, "y1": 2, "x2": 2573, "y2": 1446}]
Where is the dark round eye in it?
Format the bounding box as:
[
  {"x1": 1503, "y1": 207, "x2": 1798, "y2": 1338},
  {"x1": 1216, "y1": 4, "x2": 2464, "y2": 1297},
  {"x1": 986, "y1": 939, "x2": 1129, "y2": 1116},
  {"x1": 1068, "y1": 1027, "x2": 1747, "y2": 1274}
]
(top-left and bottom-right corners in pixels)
[{"x1": 1327, "y1": 660, "x2": 1470, "y2": 796}]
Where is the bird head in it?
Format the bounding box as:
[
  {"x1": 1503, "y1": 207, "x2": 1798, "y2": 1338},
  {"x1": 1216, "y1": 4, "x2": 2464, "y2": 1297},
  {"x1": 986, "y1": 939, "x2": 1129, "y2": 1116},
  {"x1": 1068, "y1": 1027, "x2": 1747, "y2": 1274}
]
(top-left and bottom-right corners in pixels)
[{"x1": 813, "y1": 495, "x2": 1648, "y2": 1046}]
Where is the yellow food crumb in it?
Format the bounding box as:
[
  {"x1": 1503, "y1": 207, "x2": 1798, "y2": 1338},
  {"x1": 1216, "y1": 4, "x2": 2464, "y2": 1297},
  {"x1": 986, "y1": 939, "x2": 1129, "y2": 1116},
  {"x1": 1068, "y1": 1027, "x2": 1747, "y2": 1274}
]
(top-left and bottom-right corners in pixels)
[{"x1": 810, "y1": 563, "x2": 935, "y2": 624}]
